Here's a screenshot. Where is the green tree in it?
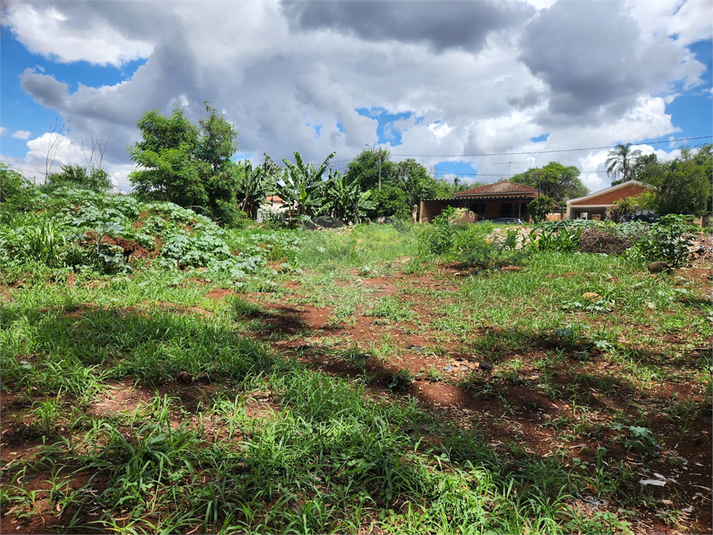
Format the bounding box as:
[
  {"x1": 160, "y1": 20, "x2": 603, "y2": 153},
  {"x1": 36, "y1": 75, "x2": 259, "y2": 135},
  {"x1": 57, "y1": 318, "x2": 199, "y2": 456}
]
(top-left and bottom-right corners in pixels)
[
  {"x1": 344, "y1": 147, "x2": 396, "y2": 192},
  {"x1": 642, "y1": 144, "x2": 712, "y2": 216},
  {"x1": 511, "y1": 162, "x2": 587, "y2": 203},
  {"x1": 277, "y1": 151, "x2": 334, "y2": 218},
  {"x1": 394, "y1": 159, "x2": 437, "y2": 221},
  {"x1": 368, "y1": 186, "x2": 410, "y2": 219},
  {"x1": 129, "y1": 104, "x2": 239, "y2": 224},
  {"x1": 606, "y1": 143, "x2": 642, "y2": 184},
  {"x1": 527, "y1": 195, "x2": 557, "y2": 222},
  {"x1": 631, "y1": 153, "x2": 658, "y2": 182},
  {"x1": 47, "y1": 164, "x2": 112, "y2": 191},
  {"x1": 433, "y1": 177, "x2": 477, "y2": 198},
  {"x1": 0, "y1": 164, "x2": 31, "y2": 203}
]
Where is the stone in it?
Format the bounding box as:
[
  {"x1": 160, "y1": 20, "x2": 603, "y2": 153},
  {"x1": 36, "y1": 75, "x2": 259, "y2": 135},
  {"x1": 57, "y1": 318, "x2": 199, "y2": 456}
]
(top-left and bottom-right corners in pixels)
[
  {"x1": 479, "y1": 360, "x2": 494, "y2": 372},
  {"x1": 648, "y1": 261, "x2": 671, "y2": 273},
  {"x1": 176, "y1": 371, "x2": 194, "y2": 384}
]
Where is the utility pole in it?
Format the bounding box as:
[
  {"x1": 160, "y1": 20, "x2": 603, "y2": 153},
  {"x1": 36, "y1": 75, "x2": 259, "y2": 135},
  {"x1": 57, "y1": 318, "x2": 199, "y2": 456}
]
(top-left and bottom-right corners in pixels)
[{"x1": 493, "y1": 161, "x2": 527, "y2": 179}]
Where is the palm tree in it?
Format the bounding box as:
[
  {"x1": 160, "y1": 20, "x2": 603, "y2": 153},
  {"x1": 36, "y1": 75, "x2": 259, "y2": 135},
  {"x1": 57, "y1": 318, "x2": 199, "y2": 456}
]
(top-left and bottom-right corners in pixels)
[{"x1": 606, "y1": 143, "x2": 642, "y2": 185}]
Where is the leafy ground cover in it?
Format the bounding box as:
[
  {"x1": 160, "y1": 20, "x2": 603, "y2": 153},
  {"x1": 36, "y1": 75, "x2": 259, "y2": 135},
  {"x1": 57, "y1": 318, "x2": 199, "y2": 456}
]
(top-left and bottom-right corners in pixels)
[{"x1": 1, "y1": 191, "x2": 711, "y2": 534}]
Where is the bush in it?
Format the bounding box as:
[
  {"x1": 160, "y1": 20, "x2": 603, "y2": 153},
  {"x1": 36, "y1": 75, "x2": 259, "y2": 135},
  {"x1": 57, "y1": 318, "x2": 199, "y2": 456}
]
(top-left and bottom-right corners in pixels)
[
  {"x1": 629, "y1": 214, "x2": 697, "y2": 267},
  {"x1": 421, "y1": 208, "x2": 525, "y2": 268},
  {"x1": 422, "y1": 208, "x2": 457, "y2": 256},
  {"x1": 529, "y1": 226, "x2": 582, "y2": 253}
]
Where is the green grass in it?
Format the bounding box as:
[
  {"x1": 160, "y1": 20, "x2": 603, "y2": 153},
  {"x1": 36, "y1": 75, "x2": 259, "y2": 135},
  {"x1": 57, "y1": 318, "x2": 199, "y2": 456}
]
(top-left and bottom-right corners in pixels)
[{"x1": 2, "y1": 190, "x2": 711, "y2": 534}]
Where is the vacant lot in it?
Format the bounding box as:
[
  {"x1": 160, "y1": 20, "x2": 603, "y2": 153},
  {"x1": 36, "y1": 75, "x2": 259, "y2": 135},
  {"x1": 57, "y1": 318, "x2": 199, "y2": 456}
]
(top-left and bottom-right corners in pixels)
[{"x1": 1, "y1": 218, "x2": 711, "y2": 534}]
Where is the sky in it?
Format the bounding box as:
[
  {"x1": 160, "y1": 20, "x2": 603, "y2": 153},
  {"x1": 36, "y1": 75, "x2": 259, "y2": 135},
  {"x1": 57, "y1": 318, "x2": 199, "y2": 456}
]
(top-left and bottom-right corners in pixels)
[{"x1": 1, "y1": 0, "x2": 711, "y2": 194}]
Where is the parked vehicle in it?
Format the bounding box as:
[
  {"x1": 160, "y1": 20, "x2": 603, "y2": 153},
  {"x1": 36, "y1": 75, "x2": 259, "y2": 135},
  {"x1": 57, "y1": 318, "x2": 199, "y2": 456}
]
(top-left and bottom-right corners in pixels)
[{"x1": 622, "y1": 211, "x2": 658, "y2": 223}]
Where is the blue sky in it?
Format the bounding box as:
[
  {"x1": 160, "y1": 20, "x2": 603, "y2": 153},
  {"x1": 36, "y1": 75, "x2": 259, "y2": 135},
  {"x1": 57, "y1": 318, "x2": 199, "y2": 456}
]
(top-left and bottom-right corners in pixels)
[{"x1": 1, "y1": 0, "x2": 711, "y2": 192}]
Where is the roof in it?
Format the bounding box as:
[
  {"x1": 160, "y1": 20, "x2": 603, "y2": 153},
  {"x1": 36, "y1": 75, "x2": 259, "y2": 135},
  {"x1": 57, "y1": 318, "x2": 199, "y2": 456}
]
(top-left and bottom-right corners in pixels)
[
  {"x1": 455, "y1": 180, "x2": 539, "y2": 197},
  {"x1": 266, "y1": 195, "x2": 284, "y2": 204},
  {"x1": 566, "y1": 180, "x2": 651, "y2": 206}
]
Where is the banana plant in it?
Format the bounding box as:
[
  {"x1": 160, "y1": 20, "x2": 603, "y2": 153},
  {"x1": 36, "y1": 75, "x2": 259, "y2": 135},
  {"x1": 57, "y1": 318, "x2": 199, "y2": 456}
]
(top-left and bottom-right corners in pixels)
[
  {"x1": 232, "y1": 159, "x2": 277, "y2": 219},
  {"x1": 277, "y1": 151, "x2": 334, "y2": 218},
  {"x1": 322, "y1": 169, "x2": 375, "y2": 224}
]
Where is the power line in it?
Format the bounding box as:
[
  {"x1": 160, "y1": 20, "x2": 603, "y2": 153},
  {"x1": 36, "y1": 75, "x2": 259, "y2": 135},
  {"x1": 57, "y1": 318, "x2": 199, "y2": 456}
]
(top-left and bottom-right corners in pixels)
[
  {"x1": 434, "y1": 170, "x2": 612, "y2": 177},
  {"x1": 7, "y1": 134, "x2": 710, "y2": 176},
  {"x1": 388, "y1": 135, "x2": 712, "y2": 158}
]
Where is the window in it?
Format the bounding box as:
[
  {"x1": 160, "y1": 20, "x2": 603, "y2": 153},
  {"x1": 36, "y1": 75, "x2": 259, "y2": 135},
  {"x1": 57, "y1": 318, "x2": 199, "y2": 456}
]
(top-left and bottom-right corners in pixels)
[{"x1": 470, "y1": 202, "x2": 485, "y2": 214}]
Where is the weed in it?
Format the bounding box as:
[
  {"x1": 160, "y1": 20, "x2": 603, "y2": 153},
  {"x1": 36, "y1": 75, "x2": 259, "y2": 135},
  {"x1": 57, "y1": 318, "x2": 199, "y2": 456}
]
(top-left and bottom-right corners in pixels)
[
  {"x1": 387, "y1": 369, "x2": 413, "y2": 391},
  {"x1": 367, "y1": 296, "x2": 414, "y2": 322}
]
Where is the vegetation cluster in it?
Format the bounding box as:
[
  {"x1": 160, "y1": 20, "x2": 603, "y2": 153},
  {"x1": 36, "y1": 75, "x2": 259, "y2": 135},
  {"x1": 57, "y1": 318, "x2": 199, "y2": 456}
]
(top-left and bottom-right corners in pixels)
[{"x1": 0, "y1": 182, "x2": 711, "y2": 534}]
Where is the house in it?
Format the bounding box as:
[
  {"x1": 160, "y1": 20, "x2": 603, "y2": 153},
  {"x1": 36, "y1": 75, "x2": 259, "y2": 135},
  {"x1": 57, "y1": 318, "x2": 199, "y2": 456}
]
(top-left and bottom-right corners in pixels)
[
  {"x1": 256, "y1": 195, "x2": 289, "y2": 222},
  {"x1": 419, "y1": 180, "x2": 539, "y2": 223},
  {"x1": 565, "y1": 180, "x2": 651, "y2": 220}
]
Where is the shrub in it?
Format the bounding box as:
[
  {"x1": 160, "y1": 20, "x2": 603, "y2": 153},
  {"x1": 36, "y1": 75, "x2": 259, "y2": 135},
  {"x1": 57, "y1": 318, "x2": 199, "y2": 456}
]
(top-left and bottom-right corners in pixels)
[
  {"x1": 422, "y1": 208, "x2": 457, "y2": 256},
  {"x1": 527, "y1": 195, "x2": 557, "y2": 223},
  {"x1": 529, "y1": 226, "x2": 582, "y2": 253},
  {"x1": 421, "y1": 208, "x2": 525, "y2": 268},
  {"x1": 630, "y1": 214, "x2": 697, "y2": 267}
]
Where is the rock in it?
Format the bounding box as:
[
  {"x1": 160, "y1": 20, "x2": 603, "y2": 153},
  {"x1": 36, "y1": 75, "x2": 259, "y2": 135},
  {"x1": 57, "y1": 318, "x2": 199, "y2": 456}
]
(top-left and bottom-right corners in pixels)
[
  {"x1": 479, "y1": 360, "x2": 494, "y2": 372},
  {"x1": 197, "y1": 373, "x2": 211, "y2": 384},
  {"x1": 648, "y1": 261, "x2": 671, "y2": 273},
  {"x1": 176, "y1": 371, "x2": 194, "y2": 384},
  {"x1": 582, "y1": 292, "x2": 601, "y2": 301}
]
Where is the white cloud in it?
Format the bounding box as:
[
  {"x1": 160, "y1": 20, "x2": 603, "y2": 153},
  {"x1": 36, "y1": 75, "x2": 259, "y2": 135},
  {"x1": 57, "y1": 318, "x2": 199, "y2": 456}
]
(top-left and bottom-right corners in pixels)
[
  {"x1": 5, "y1": 2, "x2": 154, "y2": 67},
  {"x1": 12, "y1": 130, "x2": 32, "y2": 140},
  {"x1": 3, "y1": 0, "x2": 707, "y2": 193},
  {"x1": 0, "y1": 127, "x2": 8, "y2": 136}
]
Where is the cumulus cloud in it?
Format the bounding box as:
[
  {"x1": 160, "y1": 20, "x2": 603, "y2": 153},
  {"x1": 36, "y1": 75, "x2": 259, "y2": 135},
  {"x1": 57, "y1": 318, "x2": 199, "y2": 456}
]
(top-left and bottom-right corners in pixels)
[
  {"x1": 519, "y1": 0, "x2": 705, "y2": 123},
  {"x1": 281, "y1": 0, "x2": 535, "y2": 53},
  {"x1": 12, "y1": 131, "x2": 32, "y2": 140},
  {"x1": 3, "y1": 132, "x2": 127, "y2": 189},
  {"x1": 3, "y1": 0, "x2": 707, "y2": 193},
  {"x1": 4, "y1": 2, "x2": 154, "y2": 66}
]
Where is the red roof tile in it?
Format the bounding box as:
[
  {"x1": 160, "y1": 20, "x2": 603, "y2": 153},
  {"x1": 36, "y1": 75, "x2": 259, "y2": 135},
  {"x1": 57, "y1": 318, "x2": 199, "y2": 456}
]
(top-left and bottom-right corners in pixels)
[{"x1": 455, "y1": 180, "x2": 538, "y2": 196}]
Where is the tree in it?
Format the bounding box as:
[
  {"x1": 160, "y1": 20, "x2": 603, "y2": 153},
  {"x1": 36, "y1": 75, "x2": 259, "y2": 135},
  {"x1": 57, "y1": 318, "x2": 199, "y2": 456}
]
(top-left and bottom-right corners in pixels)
[
  {"x1": 47, "y1": 164, "x2": 112, "y2": 191},
  {"x1": 511, "y1": 162, "x2": 587, "y2": 203},
  {"x1": 606, "y1": 143, "x2": 642, "y2": 185},
  {"x1": 631, "y1": 153, "x2": 658, "y2": 182},
  {"x1": 129, "y1": 104, "x2": 239, "y2": 224},
  {"x1": 527, "y1": 195, "x2": 557, "y2": 222},
  {"x1": 394, "y1": 159, "x2": 437, "y2": 221},
  {"x1": 641, "y1": 144, "x2": 712, "y2": 216},
  {"x1": 433, "y1": 178, "x2": 476, "y2": 198},
  {"x1": 0, "y1": 164, "x2": 30, "y2": 203},
  {"x1": 344, "y1": 147, "x2": 396, "y2": 192},
  {"x1": 368, "y1": 186, "x2": 410, "y2": 219},
  {"x1": 277, "y1": 151, "x2": 335, "y2": 218}
]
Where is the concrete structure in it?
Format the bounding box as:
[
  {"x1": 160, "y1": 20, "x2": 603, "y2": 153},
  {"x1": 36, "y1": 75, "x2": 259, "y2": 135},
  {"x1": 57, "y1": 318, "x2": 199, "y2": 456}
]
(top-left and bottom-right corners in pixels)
[
  {"x1": 566, "y1": 181, "x2": 651, "y2": 220},
  {"x1": 256, "y1": 195, "x2": 289, "y2": 222},
  {"x1": 420, "y1": 180, "x2": 539, "y2": 223}
]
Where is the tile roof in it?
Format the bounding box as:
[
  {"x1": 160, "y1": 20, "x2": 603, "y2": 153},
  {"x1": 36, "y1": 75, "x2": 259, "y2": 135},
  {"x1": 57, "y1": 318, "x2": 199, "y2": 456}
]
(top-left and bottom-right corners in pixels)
[{"x1": 455, "y1": 180, "x2": 538, "y2": 196}]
